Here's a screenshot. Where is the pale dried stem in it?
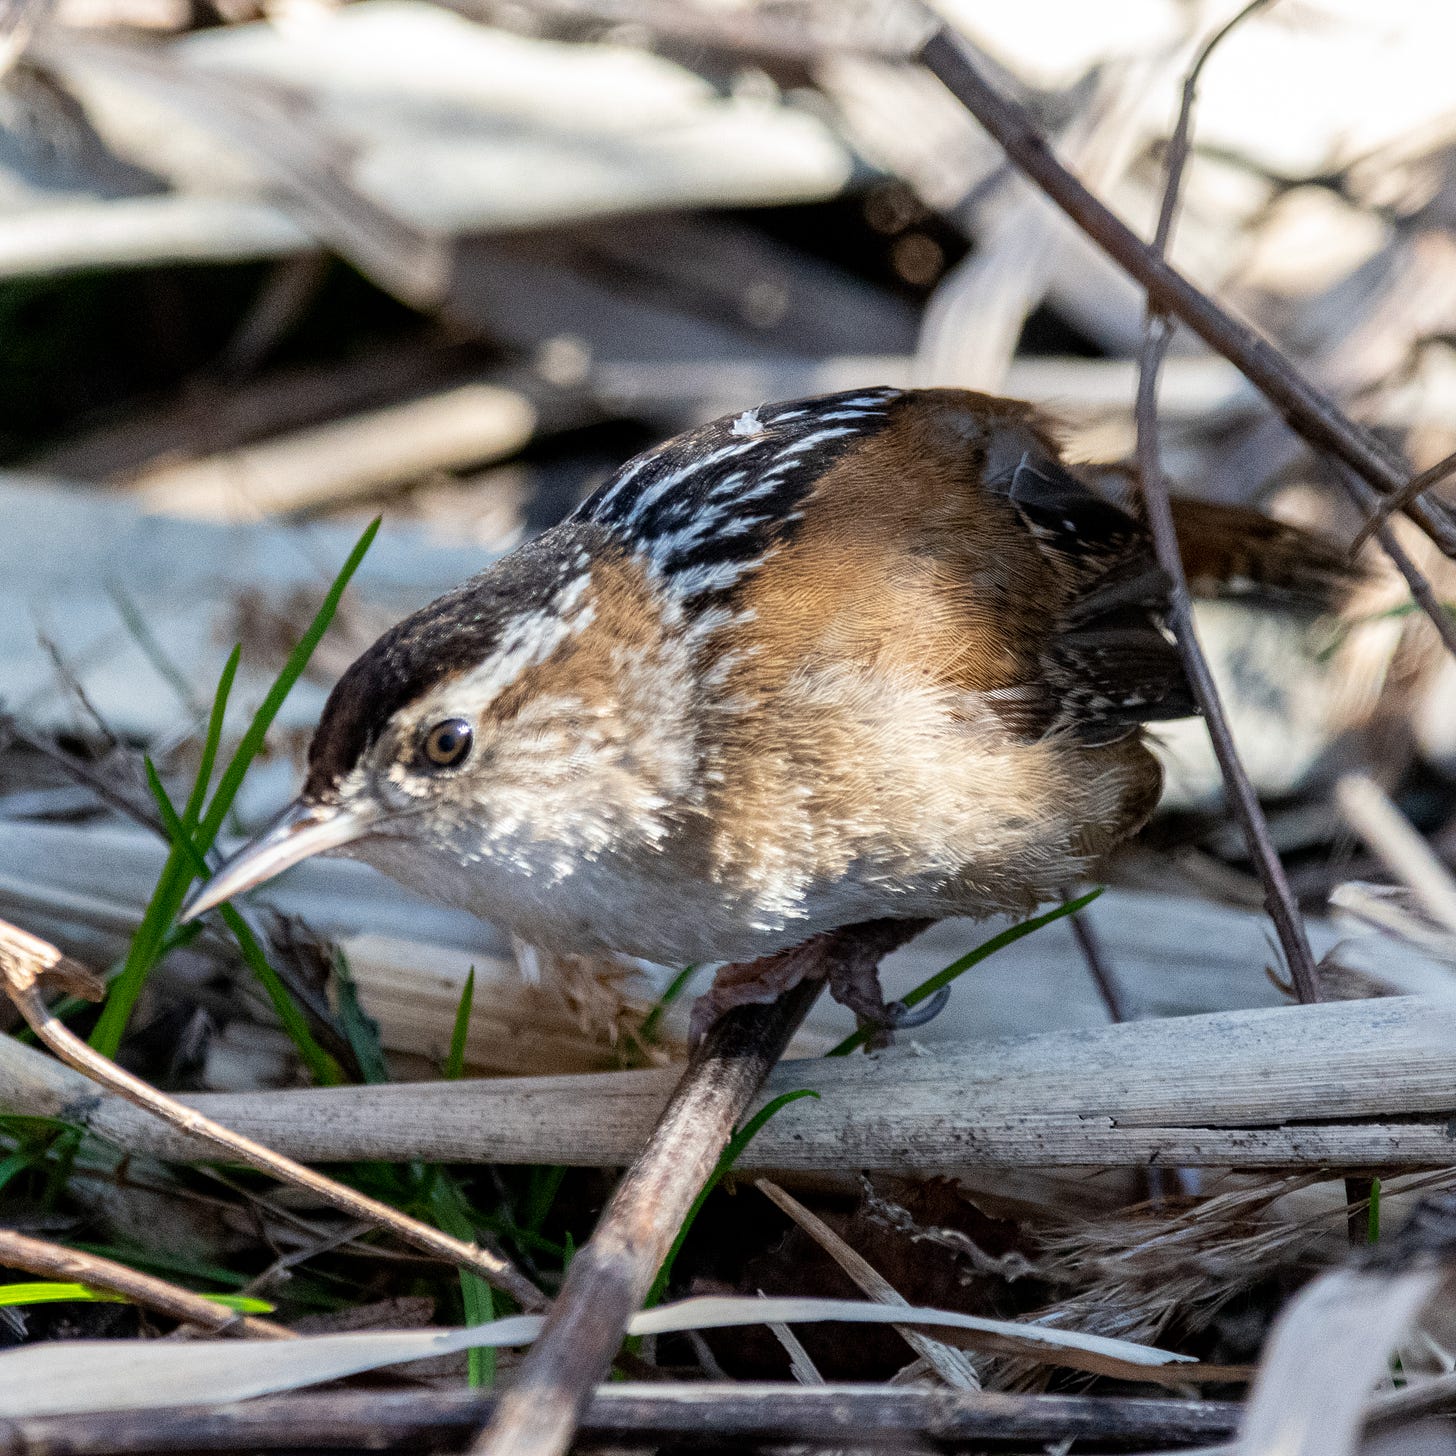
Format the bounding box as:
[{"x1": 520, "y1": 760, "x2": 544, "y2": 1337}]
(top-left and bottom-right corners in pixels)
[
  {"x1": 9, "y1": 993, "x2": 1456, "y2": 1170},
  {"x1": 756, "y1": 1176, "x2": 980, "y2": 1390},
  {"x1": 0, "y1": 1227, "x2": 294, "y2": 1340},
  {"x1": 1336, "y1": 774, "x2": 1456, "y2": 936},
  {"x1": 471, "y1": 920, "x2": 924, "y2": 1456},
  {"x1": 469, "y1": 977, "x2": 826, "y2": 1456}
]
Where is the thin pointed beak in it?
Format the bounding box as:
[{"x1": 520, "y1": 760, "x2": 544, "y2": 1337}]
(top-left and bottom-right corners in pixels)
[{"x1": 179, "y1": 798, "x2": 374, "y2": 923}]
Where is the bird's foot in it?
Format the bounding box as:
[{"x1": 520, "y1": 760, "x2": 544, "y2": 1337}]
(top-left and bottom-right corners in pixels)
[
  {"x1": 689, "y1": 918, "x2": 937, "y2": 1048},
  {"x1": 687, "y1": 935, "x2": 834, "y2": 1044},
  {"x1": 883, "y1": 986, "x2": 953, "y2": 1031},
  {"x1": 821, "y1": 923, "x2": 943, "y2": 1048}
]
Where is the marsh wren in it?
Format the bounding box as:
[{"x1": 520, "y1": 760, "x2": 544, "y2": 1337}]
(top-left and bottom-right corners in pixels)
[{"x1": 183, "y1": 388, "x2": 1348, "y2": 1023}]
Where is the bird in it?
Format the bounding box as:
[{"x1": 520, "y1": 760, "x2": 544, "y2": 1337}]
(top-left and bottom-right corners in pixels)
[{"x1": 182, "y1": 386, "x2": 1351, "y2": 1028}]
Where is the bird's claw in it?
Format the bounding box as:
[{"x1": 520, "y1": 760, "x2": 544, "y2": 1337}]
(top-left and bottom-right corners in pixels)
[{"x1": 883, "y1": 986, "x2": 952, "y2": 1030}]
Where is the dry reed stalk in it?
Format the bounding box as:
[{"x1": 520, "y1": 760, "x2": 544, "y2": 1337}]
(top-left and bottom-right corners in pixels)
[
  {"x1": 0, "y1": 1383, "x2": 1244, "y2": 1454},
  {"x1": 1337, "y1": 774, "x2": 1456, "y2": 935},
  {"x1": 471, "y1": 920, "x2": 924, "y2": 1456},
  {"x1": 7, "y1": 994, "x2": 1456, "y2": 1170},
  {"x1": 468, "y1": 977, "x2": 826, "y2": 1456}
]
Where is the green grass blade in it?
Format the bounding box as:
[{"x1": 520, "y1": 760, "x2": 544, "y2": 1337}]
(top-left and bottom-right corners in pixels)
[
  {"x1": 1367, "y1": 1176, "x2": 1383, "y2": 1244},
  {"x1": 443, "y1": 967, "x2": 476, "y2": 1080},
  {"x1": 333, "y1": 948, "x2": 390, "y2": 1086},
  {"x1": 645, "y1": 1088, "x2": 818, "y2": 1308},
  {"x1": 426, "y1": 1175, "x2": 496, "y2": 1387},
  {"x1": 0, "y1": 1146, "x2": 40, "y2": 1195},
  {"x1": 0, "y1": 1281, "x2": 274, "y2": 1312},
  {"x1": 180, "y1": 644, "x2": 241, "y2": 833},
  {"x1": 145, "y1": 761, "x2": 345, "y2": 1086},
  {"x1": 523, "y1": 1164, "x2": 567, "y2": 1237},
  {"x1": 638, "y1": 965, "x2": 696, "y2": 1047},
  {"x1": 69, "y1": 1242, "x2": 252, "y2": 1288},
  {"x1": 90, "y1": 646, "x2": 241, "y2": 1057},
  {"x1": 825, "y1": 888, "x2": 1105, "y2": 1057}
]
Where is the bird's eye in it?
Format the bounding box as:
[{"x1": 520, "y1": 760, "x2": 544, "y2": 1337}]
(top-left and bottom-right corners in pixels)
[{"x1": 421, "y1": 718, "x2": 473, "y2": 770}]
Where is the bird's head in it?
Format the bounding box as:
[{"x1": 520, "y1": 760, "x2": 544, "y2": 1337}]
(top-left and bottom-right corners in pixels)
[{"x1": 180, "y1": 528, "x2": 696, "y2": 924}]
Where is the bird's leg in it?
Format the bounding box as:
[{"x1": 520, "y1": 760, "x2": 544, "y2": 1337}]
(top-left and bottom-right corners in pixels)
[
  {"x1": 820, "y1": 917, "x2": 936, "y2": 1049},
  {"x1": 689, "y1": 918, "x2": 935, "y2": 1046},
  {"x1": 688, "y1": 935, "x2": 832, "y2": 1043}
]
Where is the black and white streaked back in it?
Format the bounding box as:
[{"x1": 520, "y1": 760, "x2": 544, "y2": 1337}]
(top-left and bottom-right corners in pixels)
[{"x1": 574, "y1": 389, "x2": 902, "y2": 604}]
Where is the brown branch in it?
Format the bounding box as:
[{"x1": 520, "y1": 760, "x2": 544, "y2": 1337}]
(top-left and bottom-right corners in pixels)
[
  {"x1": 917, "y1": 25, "x2": 1456, "y2": 560},
  {"x1": 0, "y1": 1385, "x2": 1245, "y2": 1453},
  {"x1": 1141, "y1": 409, "x2": 1322, "y2": 1004},
  {"x1": 469, "y1": 979, "x2": 822, "y2": 1456},
  {"x1": 470, "y1": 920, "x2": 925, "y2": 1456},
  {"x1": 0, "y1": 917, "x2": 546, "y2": 1314},
  {"x1": 0, "y1": 1227, "x2": 293, "y2": 1340}
]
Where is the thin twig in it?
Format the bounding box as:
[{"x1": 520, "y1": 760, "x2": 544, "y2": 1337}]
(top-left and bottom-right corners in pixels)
[
  {"x1": 0, "y1": 917, "x2": 546, "y2": 1313},
  {"x1": 1335, "y1": 466, "x2": 1456, "y2": 663},
  {"x1": 1, "y1": 717, "x2": 165, "y2": 837},
  {"x1": 34, "y1": 631, "x2": 121, "y2": 751},
  {"x1": 470, "y1": 920, "x2": 924, "y2": 1456},
  {"x1": 1068, "y1": 906, "x2": 1131, "y2": 1023},
  {"x1": 1351, "y1": 444, "x2": 1456, "y2": 554},
  {"x1": 1138, "y1": 347, "x2": 1322, "y2": 1003},
  {"x1": 917, "y1": 25, "x2": 1456, "y2": 559},
  {"x1": 1124, "y1": 5, "x2": 1322, "y2": 1005},
  {"x1": 0, "y1": 1227, "x2": 294, "y2": 1340}
]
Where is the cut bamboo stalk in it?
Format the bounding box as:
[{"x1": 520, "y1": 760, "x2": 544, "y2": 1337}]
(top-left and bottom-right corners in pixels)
[{"x1": 6, "y1": 996, "x2": 1456, "y2": 1171}]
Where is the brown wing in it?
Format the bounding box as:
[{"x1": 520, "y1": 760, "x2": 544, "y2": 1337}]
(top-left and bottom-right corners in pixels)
[
  {"x1": 978, "y1": 424, "x2": 1195, "y2": 744},
  {"x1": 869, "y1": 389, "x2": 1195, "y2": 746}
]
